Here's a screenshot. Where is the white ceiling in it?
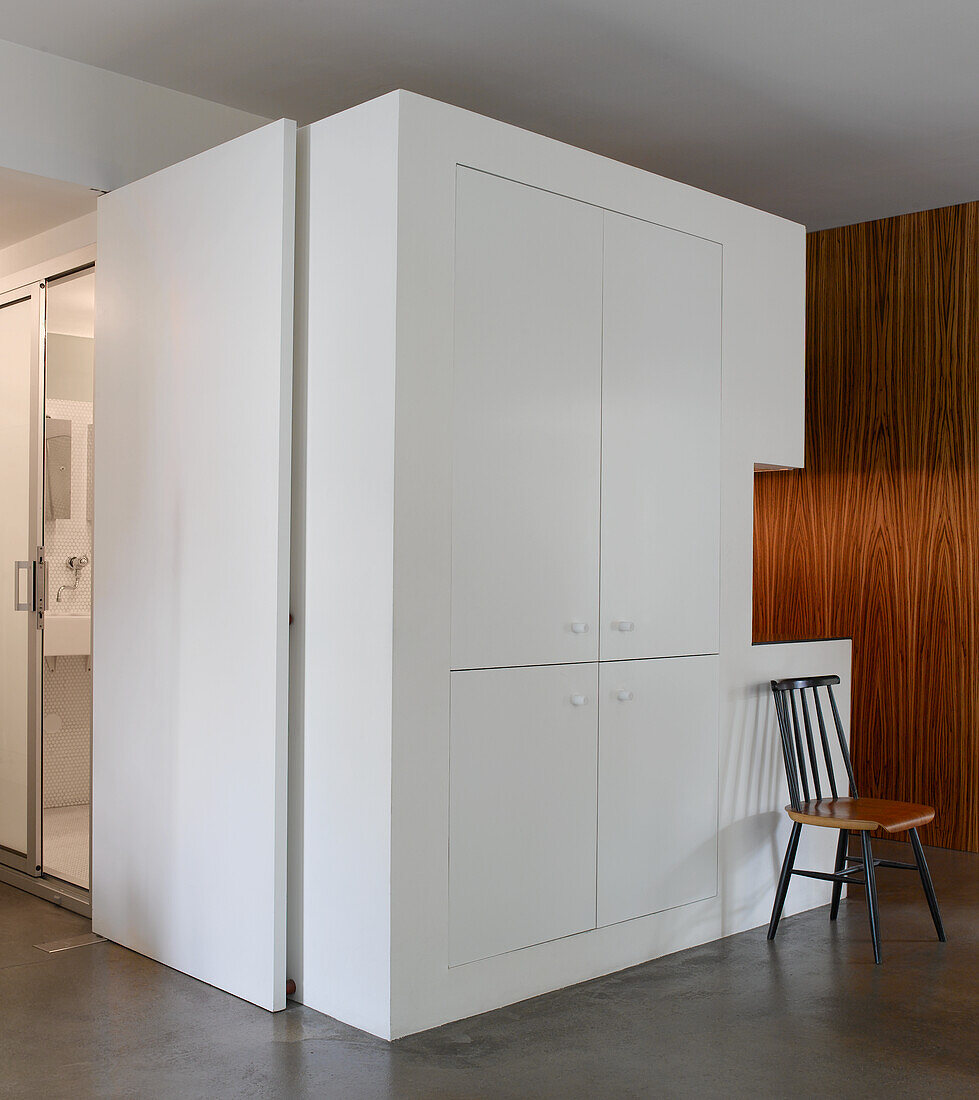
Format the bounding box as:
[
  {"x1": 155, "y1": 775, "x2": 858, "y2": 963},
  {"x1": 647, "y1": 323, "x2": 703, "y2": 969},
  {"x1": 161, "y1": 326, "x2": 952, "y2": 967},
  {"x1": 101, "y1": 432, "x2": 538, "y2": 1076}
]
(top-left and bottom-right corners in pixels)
[
  {"x1": 0, "y1": 167, "x2": 96, "y2": 252},
  {"x1": 1, "y1": 1, "x2": 978, "y2": 228}
]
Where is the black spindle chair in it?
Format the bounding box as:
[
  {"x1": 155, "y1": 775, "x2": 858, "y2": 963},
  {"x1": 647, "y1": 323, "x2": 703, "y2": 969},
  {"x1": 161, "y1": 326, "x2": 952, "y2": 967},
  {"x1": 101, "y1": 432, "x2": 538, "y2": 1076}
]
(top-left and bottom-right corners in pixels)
[{"x1": 768, "y1": 675, "x2": 946, "y2": 963}]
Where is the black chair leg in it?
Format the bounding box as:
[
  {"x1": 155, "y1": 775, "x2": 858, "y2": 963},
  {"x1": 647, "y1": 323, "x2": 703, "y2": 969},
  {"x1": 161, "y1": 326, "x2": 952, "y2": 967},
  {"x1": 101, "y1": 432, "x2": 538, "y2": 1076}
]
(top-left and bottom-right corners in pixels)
[
  {"x1": 860, "y1": 830, "x2": 882, "y2": 963},
  {"x1": 909, "y1": 827, "x2": 947, "y2": 942},
  {"x1": 768, "y1": 822, "x2": 802, "y2": 940},
  {"x1": 830, "y1": 829, "x2": 849, "y2": 920}
]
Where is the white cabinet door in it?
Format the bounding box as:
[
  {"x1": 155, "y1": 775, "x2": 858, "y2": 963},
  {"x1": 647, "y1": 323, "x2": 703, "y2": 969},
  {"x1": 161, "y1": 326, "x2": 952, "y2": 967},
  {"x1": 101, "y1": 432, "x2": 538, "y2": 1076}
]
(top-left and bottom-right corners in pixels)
[
  {"x1": 93, "y1": 120, "x2": 295, "y2": 1011},
  {"x1": 451, "y1": 168, "x2": 603, "y2": 670},
  {"x1": 597, "y1": 655, "x2": 718, "y2": 927},
  {"x1": 449, "y1": 663, "x2": 599, "y2": 965},
  {"x1": 600, "y1": 212, "x2": 721, "y2": 661}
]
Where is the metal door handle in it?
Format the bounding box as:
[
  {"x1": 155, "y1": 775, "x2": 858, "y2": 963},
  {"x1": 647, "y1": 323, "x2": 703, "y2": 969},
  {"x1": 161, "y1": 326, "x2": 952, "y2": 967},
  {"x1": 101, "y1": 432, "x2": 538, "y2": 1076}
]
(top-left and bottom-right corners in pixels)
[
  {"x1": 613, "y1": 621, "x2": 635, "y2": 632},
  {"x1": 570, "y1": 694, "x2": 588, "y2": 707},
  {"x1": 571, "y1": 622, "x2": 589, "y2": 634},
  {"x1": 616, "y1": 690, "x2": 634, "y2": 702},
  {"x1": 13, "y1": 561, "x2": 32, "y2": 611},
  {"x1": 40, "y1": 552, "x2": 48, "y2": 617}
]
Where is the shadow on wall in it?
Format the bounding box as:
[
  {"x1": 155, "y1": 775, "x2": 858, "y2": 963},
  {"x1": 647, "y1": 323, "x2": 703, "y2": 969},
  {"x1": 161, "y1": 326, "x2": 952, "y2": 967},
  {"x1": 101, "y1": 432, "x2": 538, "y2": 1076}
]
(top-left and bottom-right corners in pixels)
[{"x1": 719, "y1": 681, "x2": 785, "y2": 937}]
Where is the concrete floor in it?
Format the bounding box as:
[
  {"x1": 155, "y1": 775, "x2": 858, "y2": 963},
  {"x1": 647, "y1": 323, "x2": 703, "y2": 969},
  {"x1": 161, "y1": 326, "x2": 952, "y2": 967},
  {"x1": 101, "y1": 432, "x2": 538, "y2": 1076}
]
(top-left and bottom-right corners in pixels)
[{"x1": 0, "y1": 838, "x2": 976, "y2": 1099}]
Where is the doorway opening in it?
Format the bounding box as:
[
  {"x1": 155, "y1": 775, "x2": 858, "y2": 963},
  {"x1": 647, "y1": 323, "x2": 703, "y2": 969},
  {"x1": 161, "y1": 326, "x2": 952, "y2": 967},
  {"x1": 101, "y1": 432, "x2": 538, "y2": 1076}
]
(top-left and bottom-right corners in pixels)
[
  {"x1": 42, "y1": 266, "x2": 95, "y2": 889},
  {"x1": 0, "y1": 165, "x2": 97, "y2": 914}
]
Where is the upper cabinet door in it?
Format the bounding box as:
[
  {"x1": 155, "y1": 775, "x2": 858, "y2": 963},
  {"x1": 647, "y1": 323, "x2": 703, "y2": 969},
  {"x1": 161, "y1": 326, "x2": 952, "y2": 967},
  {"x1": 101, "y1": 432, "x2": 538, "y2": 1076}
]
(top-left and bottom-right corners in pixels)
[
  {"x1": 93, "y1": 120, "x2": 295, "y2": 1012},
  {"x1": 451, "y1": 169, "x2": 603, "y2": 671},
  {"x1": 600, "y1": 213, "x2": 721, "y2": 661}
]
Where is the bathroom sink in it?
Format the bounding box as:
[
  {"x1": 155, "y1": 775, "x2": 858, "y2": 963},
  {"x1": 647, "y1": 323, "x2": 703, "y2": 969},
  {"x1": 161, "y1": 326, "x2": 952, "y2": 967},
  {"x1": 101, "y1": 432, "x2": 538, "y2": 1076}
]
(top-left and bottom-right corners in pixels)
[{"x1": 44, "y1": 614, "x2": 91, "y2": 656}]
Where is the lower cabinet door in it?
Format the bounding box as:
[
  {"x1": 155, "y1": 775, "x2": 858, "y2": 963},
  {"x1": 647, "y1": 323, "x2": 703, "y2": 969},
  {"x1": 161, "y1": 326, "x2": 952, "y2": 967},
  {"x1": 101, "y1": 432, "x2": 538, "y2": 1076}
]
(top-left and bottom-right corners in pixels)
[
  {"x1": 598, "y1": 655, "x2": 719, "y2": 927},
  {"x1": 449, "y1": 663, "x2": 599, "y2": 966}
]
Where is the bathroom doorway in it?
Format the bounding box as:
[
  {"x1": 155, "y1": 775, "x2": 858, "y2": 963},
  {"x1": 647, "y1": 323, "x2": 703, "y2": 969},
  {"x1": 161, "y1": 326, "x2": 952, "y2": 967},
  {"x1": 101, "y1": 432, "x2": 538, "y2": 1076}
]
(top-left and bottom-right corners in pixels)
[
  {"x1": 41, "y1": 266, "x2": 95, "y2": 890},
  {"x1": 0, "y1": 165, "x2": 97, "y2": 914}
]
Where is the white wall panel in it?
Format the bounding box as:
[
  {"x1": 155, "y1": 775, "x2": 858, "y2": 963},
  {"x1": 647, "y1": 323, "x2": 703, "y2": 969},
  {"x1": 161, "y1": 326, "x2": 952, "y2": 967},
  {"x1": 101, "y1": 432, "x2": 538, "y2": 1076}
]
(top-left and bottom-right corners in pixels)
[{"x1": 92, "y1": 119, "x2": 295, "y2": 1011}]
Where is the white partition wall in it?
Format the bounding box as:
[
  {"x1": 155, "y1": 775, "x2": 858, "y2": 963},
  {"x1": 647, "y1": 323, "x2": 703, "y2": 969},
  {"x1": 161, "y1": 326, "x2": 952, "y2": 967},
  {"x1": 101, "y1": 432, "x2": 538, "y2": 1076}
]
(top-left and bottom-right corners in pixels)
[
  {"x1": 93, "y1": 120, "x2": 295, "y2": 1011},
  {"x1": 300, "y1": 92, "x2": 851, "y2": 1039}
]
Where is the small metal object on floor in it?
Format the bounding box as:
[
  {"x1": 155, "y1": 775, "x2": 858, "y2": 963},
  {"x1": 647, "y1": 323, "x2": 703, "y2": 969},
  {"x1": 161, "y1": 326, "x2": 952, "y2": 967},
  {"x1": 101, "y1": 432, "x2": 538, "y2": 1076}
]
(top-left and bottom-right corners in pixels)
[{"x1": 34, "y1": 932, "x2": 106, "y2": 953}]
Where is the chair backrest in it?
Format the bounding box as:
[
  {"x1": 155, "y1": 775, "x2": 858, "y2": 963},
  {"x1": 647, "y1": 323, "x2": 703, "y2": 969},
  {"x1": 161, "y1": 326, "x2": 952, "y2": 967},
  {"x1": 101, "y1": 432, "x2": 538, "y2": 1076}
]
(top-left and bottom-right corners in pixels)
[{"x1": 770, "y1": 675, "x2": 858, "y2": 810}]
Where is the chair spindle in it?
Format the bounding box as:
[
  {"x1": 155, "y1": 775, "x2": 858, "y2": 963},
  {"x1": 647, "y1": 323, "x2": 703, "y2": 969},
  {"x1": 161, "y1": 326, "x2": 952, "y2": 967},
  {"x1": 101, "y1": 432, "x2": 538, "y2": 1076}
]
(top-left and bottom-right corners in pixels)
[
  {"x1": 811, "y1": 687, "x2": 839, "y2": 799},
  {"x1": 788, "y1": 690, "x2": 810, "y2": 802},
  {"x1": 799, "y1": 688, "x2": 823, "y2": 800}
]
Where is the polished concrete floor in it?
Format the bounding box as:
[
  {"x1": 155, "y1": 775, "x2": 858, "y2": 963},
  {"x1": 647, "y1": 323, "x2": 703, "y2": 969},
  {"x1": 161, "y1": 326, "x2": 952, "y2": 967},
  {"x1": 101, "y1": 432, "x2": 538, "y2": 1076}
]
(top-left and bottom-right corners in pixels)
[{"x1": 0, "y1": 838, "x2": 976, "y2": 1099}]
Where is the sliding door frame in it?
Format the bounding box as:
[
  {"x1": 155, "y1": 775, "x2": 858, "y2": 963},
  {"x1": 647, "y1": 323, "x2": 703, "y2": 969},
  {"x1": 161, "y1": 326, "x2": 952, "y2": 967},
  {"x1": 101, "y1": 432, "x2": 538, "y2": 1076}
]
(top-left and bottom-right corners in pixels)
[
  {"x1": 40, "y1": 261, "x2": 97, "y2": 899},
  {"x1": 0, "y1": 280, "x2": 45, "y2": 879}
]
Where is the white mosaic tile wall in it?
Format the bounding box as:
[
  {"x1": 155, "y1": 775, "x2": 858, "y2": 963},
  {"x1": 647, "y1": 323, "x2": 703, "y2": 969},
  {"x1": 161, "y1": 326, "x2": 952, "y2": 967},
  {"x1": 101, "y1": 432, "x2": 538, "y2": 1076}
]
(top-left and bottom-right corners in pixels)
[
  {"x1": 43, "y1": 397, "x2": 93, "y2": 809},
  {"x1": 44, "y1": 398, "x2": 93, "y2": 614},
  {"x1": 42, "y1": 656, "x2": 91, "y2": 808}
]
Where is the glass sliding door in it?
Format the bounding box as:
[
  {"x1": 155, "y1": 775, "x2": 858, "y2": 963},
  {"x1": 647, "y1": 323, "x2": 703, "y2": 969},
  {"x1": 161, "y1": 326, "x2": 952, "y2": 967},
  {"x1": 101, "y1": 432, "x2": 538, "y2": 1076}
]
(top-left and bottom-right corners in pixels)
[
  {"x1": 41, "y1": 266, "x2": 95, "y2": 890},
  {"x1": 0, "y1": 282, "x2": 44, "y2": 876}
]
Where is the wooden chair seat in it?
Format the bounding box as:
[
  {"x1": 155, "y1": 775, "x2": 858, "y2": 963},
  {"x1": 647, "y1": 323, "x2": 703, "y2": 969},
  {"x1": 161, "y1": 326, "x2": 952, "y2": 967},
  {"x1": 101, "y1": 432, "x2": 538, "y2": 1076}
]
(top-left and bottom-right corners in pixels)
[{"x1": 786, "y1": 796, "x2": 935, "y2": 833}]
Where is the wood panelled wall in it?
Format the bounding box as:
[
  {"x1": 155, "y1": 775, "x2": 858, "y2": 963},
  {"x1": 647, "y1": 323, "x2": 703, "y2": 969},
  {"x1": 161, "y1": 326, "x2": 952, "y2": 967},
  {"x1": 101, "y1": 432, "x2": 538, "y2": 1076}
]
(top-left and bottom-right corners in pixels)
[{"x1": 753, "y1": 202, "x2": 979, "y2": 853}]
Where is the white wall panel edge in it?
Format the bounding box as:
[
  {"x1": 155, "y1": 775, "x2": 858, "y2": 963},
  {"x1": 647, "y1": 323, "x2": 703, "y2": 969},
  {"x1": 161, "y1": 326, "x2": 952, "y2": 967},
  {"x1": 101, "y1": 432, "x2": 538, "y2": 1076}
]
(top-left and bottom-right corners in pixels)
[
  {"x1": 271, "y1": 119, "x2": 298, "y2": 1013},
  {"x1": 286, "y1": 123, "x2": 310, "y2": 1005},
  {"x1": 299, "y1": 94, "x2": 402, "y2": 1040}
]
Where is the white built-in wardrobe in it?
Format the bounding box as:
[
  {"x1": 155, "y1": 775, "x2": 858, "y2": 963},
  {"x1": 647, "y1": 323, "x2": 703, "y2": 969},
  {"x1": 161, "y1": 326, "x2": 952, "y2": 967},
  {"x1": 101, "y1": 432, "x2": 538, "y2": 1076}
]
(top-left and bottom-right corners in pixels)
[
  {"x1": 298, "y1": 92, "x2": 829, "y2": 1041},
  {"x1": 448, "y1": 167, "x2": 721, "y2": 965},
  {"x1": 80, "y1": 86, "x2": 848, "y2": 1042}
]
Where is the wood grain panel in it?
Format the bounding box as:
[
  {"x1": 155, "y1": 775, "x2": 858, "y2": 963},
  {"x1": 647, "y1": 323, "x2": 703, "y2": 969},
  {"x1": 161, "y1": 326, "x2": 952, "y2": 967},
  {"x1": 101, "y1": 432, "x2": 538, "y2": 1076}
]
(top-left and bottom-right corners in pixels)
[{"x1": 754, "y1": 202, "x2": 979, "y2": 853}]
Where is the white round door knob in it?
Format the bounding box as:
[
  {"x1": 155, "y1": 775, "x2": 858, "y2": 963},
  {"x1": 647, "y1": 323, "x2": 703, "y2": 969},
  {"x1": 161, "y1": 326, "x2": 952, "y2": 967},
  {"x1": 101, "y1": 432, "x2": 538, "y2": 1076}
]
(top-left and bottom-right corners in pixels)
[
  {"x1": 570, "y1": 694, "x2": 588, "y2": 707},
  {"x1": 616, "y1": 690, "x2": 634, "y2": 702},
  {"x1": 571, "y1": 622, "x2": 590, "y2": 634},
  {"x1": 613, "y1": 621, "x2": 635, "y2": 632}
]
